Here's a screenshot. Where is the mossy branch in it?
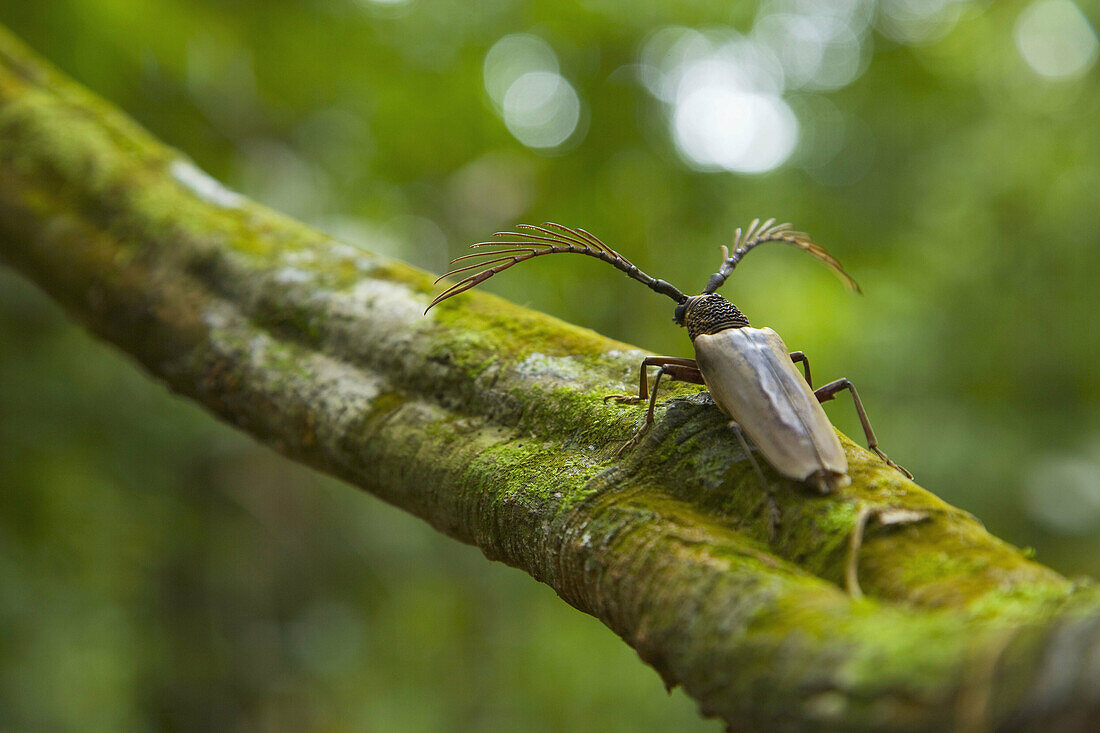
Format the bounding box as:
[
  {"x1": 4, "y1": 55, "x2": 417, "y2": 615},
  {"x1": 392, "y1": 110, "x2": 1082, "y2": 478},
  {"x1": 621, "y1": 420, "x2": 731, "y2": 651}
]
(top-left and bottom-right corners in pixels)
[{"x1": 1, "y1": 25, "x2": 1098, "y2": 732}]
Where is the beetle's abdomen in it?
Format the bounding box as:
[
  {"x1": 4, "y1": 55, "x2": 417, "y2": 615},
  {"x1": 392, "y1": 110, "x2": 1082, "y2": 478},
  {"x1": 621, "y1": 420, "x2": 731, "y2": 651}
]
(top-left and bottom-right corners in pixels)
[{"x1": 693, "y1": 327, "x2": 848, "y2": 487}]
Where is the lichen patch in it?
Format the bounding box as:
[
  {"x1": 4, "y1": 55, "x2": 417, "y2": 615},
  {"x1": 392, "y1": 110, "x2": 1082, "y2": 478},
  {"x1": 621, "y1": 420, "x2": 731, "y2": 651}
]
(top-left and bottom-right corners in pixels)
[{"x1": 349, "y1": 278, "x2": 425, "y2": 324}]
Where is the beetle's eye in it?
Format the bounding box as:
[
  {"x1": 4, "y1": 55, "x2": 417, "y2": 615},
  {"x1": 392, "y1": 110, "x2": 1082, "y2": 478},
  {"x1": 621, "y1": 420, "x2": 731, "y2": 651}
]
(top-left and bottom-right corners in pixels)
[{"x1": 673, "y1": 303, "x2": 687, "y2": 325}]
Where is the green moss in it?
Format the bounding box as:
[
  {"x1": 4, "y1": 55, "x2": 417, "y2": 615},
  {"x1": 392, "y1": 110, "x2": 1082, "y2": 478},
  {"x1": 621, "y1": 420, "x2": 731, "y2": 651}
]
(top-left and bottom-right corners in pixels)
[
  {"x1": 248, "y1": 300, "x2": 324, "y2": 347},
  {"x1": 963, "y1": 581, "x2": 1084, "y2": 625},
  {"x1": 815, "y1": 500, "x2": 862, "y2": 536},
  {"x1": 430, "y1": 287, "x2": 623, "y2": 363},
  {"x1": 472, "y1": 436, "x2": 602, "y2": 504},
  {"x1": 833, "y1": 609, "x2": 970, "y2": 698},
  {"x1": 425, "y1": 329, "x2": 499, "y2": 378},
  {"x1": 367, "y1": 391, "x2": 408, "y2": 420},
  {"x1": 327, "y1": 257, "x2": 371, "y2": 290},
  {"x1": 365, "y1": 259, "x2": 437, "y2": 295},
  {"x1": 781, "y1": 500, "x2": 861, "y2": 580}
]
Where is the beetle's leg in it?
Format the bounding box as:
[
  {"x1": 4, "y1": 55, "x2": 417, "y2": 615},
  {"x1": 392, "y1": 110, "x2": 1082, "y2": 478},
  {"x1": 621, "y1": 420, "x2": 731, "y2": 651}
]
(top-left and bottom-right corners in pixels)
[
  {"x1": 604, "y1": 356, "x2": 699, "y2": 405},
  {"x1": 789, "y1": 351, "x2": 812, "y2": 387},
  {"x1": 642, "y1": 364, "x2": 705, "y2": 423},
  {"x1": 727, "y1": 422, "x2": 769, "y2": 489},
  {"x1": 814, "y1": 378, "x2": 913, "y2": 479},
  {"x1": 728, "y1": 421, "x2": 779, "y2": 540},
  {"x1": 610, "y1": 360, "x2": 705, "y2": 456},
  {"x1": 612, "y1": 369, "x2": 668, "y2": 456}
]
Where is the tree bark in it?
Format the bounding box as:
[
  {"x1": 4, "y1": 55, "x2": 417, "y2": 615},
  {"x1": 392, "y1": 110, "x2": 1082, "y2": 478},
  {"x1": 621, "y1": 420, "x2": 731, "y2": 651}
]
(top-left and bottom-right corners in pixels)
[{"x1": 1, "y1": 25, "x2": 1098, "y2": 732}]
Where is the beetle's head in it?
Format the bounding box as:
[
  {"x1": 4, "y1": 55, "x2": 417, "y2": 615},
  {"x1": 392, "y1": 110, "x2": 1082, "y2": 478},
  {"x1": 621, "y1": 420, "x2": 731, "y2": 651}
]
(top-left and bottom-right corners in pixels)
[
  {"x1": 674, "y1": 293, "x2": 750, "y2": 340},
  {"x1": 672, "y1": 296, "x2": 695, "y2": 327}
]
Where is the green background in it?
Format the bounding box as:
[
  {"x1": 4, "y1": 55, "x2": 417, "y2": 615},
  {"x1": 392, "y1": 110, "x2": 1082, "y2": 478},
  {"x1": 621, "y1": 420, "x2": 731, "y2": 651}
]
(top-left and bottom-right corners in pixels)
[{"x1": 1, "y1": 0, "x2": 1098, "y2": 730}]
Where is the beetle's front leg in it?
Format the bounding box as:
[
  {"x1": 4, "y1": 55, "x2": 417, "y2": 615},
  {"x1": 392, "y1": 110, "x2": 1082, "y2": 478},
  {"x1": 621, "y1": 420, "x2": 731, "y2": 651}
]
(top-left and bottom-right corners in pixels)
[
  {"x1": 604, "y1": 356, "x2": 700, "y2": 404},
  {"x1": 814, "y1": 378, "x2": 913, "y2": 479},
  {"x1": 605, "y1": 356, "x2": 705, "y2": 454}
]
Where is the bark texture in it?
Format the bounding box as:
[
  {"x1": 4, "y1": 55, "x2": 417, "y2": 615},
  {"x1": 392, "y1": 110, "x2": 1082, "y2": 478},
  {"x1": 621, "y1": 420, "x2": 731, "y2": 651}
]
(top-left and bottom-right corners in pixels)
[{"x1": 1, "y1": 25, "x2": 1099, "y2": 732}]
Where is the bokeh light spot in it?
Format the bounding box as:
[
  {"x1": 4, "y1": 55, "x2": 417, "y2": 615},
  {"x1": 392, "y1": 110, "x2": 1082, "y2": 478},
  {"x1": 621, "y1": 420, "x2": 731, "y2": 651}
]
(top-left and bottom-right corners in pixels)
[
  {"x1": 639, "y1": 24, "x2": 843, "y2": 174},
  {"x1": 673, "y1": 86, "x2": 798, "y2": 174},
  {"x1": 876, "y1": 0, "x2": 969, "y2": 45},
  {"x1": 1015, "y1": 0, "x2": 1099, "y2": 79},
  {"x1": 483, "y1": 34, "x2": 559, "y2": 109},
  {"x1": 753, "y1": 0, "x2": 872, "y2": 91},
  {"x1": 502, "y1": 71, "x2": 581, "y2": 150}
]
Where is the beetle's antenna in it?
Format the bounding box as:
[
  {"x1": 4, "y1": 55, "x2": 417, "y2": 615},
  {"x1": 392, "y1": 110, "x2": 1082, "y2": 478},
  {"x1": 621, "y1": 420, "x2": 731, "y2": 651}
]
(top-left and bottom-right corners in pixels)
[
  {"x1": 702, "y1": 218, "x2": 861, "y2": 295},
  {"x1": 425, "y1": 222, "x2": 686, "y2": 312}
]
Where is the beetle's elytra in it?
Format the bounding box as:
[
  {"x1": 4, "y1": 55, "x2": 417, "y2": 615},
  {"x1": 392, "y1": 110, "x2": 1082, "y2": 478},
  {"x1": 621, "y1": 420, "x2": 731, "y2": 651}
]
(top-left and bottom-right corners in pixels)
[{"x1": 425, "y1": 219, "x2": 911, "y2": 495}]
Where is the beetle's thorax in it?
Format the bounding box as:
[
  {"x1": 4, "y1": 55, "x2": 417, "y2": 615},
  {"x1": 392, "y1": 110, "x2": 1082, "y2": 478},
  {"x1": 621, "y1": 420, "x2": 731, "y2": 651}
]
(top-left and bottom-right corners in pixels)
[{"x1": 676, "y1": 294, "x2": 750, "y2": 341}]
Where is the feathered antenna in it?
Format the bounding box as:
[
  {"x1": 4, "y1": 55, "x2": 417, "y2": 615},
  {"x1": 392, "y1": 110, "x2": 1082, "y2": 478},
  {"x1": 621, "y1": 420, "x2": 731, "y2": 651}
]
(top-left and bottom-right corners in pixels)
[
  {"x1": 702, "y1": 218, "x2": 861, "y2": 295},
  {"x1": 425, "y1": 222, "x2": 685, "y2": 313}
]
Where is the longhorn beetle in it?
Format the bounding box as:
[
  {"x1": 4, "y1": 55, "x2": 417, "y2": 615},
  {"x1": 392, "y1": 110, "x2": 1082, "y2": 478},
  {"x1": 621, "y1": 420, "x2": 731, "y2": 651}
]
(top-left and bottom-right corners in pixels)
[{"x1": 425, "y1": 219, "x2": 911, "y2": 497}]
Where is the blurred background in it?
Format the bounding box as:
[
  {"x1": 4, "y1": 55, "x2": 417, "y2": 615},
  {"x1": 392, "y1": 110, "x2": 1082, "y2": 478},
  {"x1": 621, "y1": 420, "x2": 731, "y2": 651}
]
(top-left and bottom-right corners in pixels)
[{"x1": 1, "y1": 0, "x2": 1098, "y2": 730}]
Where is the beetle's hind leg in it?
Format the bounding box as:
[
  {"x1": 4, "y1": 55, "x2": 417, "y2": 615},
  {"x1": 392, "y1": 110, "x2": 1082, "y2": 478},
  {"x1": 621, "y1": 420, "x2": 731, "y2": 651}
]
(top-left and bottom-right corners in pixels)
[
  {"x1": 814, "y1": 378, "x2": 913, "y2": 479},
  {"x1": 728, "y1": 421, "x2": 779, "y2": 539},
  {"x1": 605, "y1": 356, "x2": 704, "y2": 455}
]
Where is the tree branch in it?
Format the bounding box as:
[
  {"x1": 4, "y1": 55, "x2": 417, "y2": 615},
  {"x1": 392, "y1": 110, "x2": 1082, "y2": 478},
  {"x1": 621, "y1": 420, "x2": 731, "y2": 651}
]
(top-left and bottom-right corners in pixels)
[{"x1": 1, "y1": 25, "x2": 1098, "y2": 731}]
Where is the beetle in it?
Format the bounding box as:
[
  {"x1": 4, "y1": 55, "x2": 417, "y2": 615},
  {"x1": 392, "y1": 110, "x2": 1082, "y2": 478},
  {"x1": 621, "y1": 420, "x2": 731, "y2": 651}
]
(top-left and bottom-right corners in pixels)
[{"x1": 425, "y1": 219, "x2": 911, "y2": 499}]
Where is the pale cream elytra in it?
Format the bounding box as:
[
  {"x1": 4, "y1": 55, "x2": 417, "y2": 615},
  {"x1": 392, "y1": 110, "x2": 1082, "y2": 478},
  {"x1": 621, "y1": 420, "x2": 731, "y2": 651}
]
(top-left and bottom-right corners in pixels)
[
  {"x1": 425, "y1": 218, "x2": 910, "y2": 501},
  {"x1": 693, "y1": 326, "x2": 850, "y2": 494}
]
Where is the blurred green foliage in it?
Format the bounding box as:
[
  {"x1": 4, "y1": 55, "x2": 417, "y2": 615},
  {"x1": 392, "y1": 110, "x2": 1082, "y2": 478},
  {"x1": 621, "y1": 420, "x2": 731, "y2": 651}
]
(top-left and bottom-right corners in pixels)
[{"x1": 1, "y1": 0, "x2": 1099, "y2": 730}]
